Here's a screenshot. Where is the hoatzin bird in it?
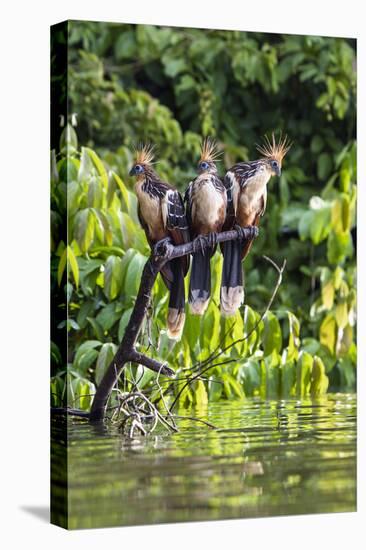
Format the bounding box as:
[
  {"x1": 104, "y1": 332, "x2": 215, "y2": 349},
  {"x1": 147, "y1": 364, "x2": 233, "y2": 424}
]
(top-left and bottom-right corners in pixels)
[
  {"x1": 185, "y1": 138, "x2": 227, "y2": 315},
  {"x1": 221, "y1": 133, "x2": 291, "y2": 316},
  {"x1": 129, "y1": 144, "x2": 190, "y2": 340}
]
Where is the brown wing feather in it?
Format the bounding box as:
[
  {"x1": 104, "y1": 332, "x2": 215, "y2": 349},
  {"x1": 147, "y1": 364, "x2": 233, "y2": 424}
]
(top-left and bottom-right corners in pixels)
[
  {"x1": 240, "y1": 192, "x2": 265, "y2": 260},
  {"x1": 138, "y1": 203, "x2": 174, "y2": 289},
  {"x1": 241, "y1": 213, "x2": 261, "y2": 260},
  {"x1": 163, "y1": 190, "x2": 190, "y2": 276}
]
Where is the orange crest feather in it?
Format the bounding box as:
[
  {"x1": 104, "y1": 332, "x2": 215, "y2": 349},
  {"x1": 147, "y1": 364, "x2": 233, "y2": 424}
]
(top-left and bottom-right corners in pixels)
[
  {"x1": 200, "y1": 137, "x2": 221, "y2": 163},
  {"x1": 256, "y1": 133, "x2": 292, "y2": 163},
  {"x1": 134, "y1": 142, "x2": 155, "y2": 166}
]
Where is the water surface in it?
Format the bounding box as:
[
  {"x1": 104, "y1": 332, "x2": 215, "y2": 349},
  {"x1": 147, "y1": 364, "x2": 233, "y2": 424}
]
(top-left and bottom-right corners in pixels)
[{"x1": 51, "y1": 393, "x2": 356, "y2": 529}]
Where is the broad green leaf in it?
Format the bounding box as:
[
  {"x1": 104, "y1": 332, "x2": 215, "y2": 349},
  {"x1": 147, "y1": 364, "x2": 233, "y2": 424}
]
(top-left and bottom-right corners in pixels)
[
  {"x1": 195, "y1": 379, "x2": 208, "y2": 406},
  {"x1": 67, "y1": 245, "x2": 79, "y2": 287},
  {"x1": 87, "y1": 176, "x2": 103, "y2": 208},
  {"x1": 74, "y1": 209, "x2": 95, "y2": 252},
  {"x1": 104, "y1": 255, "x2": 123, "y2": 300},
  {"x1": 57, "y1": 247, "x2": 67, "y2": 286},
  {"x1": 208, "y1": 376, "x2": 223, "y2": 401},
  {"x1": 202, "y1": 304, "x2": 220, "y2": 351},
  {"x1": 309, "y1": 206, "x2": 331, "y2": 244},
  {"x1": 239, "y1": 359, "x2": 261, "y2": 396},
  {"x1": 264, "y1": 352, "x2": 281, "y2": 397},
  {"x1": 280, "y1": 361, "x2": 295, "y2": 398},
  {"x1": 327, "y1": 231, "x2": 353, "y2": 265},
  {"x1": 120, "y1": 212, "x2": 138, "y2": 248},
  {"x1": 87, "y1": 317, "x2": 104, "y2": 341},
  {"x1": 51, "y1": 149, "x2": 59, "y2": 184},
  {"x1": 118, "y1": 308, "x2": 133, "y2": 341},
  {"x1": 124, "y1": 251, "x2": 146, "y2": 298},
  {"x1": 298, "y1": 210, "x2": 313, "y2": 241},
  {"x1": 335, "y1": 301, "x2": 348, "y2": 329},
  {"x1": 60, "y1": 123, "x2": 78, "y2": 155},
  {"x1": 51, "y1": 341, "x2": 62, "y2": 366},
  {"x1": 262, "y1": 311, "x2": 282, "y2": 356},
  {"x1": 95, "y1": 343, "x2": 118, "y2": 386},
  {"x1": 85, "y1": 147, "x2": 108, "y2": 188},
  {"x1": 67, "y1": 180, "x2": 83, "y2": 215},
  {"x1": 183, "y1": 310, "x2": 201, "y2": 353},
  {"x1": 310, "y1": 356, "x2": 329, "y2": 396},
  {"x1": 78, "y1": 146, "x2": 94, "y2": 182},
  {"x1": 321, "y1": 279, "x2": 334, "y2": 309},
  {"x1": 317, "y1": 152, "x2": 332, "y2": 180},
  {"x1": 111, "y1": 171, "x2": 130, "y2": 211},
  {"x1": 331, "y1": 194, "x2": 351, "y2": 234},
  {"x1": 310, "y1": 135, "x2": 324, "y2": 154},
  {"x1": 296, "y1": 351, "x2": 313, "y2": 396},
  {"x1": 73, "y1": 340, "x2": 102, "y2": 372},
  {"x1": 286, "y1": 311, "x2": 301, "y2": 361},
  {"x1": 96, "y1": 303, "x2": 120, "y2": 332},
  {"x1": 319, "y1": 314, "x2": 336, "y2": 354}
]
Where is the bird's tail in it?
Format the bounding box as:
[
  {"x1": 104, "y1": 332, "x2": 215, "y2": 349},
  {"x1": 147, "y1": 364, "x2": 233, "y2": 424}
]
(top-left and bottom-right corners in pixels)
[
  {"x1": 220, "y1": 240, "x2": 244, "y2": 317},
  {"x1": 188, "y1": 251, "x2": 211, "y2": 315},
  {"x1": 167, "y1": 258, "x2": 186, "y2": 340}
]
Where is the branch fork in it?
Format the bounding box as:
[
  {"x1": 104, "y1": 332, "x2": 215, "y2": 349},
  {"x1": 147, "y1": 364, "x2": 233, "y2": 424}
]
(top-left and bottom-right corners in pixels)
[{"x1": 89, "y1": 225, "x2": 259, "y2": 421}]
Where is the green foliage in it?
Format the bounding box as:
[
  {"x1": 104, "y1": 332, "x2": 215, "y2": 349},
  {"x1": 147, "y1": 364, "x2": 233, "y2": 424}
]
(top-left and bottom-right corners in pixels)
[{"x1": 51, "y1": 23, "x2": 356, "y2": 410}]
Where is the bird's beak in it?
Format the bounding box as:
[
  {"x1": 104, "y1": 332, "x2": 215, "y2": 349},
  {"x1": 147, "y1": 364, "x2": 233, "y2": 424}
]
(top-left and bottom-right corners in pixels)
[
  {"x1": 129, "y1": 167, "x2": 135, "y2": 176},
  {"x1": 275, "y1": 166, "x2": 281, "y2": 177}
]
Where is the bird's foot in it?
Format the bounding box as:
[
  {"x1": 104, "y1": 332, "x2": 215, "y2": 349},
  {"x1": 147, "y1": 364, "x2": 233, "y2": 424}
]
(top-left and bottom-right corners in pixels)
[
  {"x1": 235, "y1": 224, "x2": 259, "y2": 241},
  {"x1": 153, "y1": 237, "x2": 173, "y2": 258},
  {"x1": 205, "y1": 232, "x2": 218, "y2": 249},
  {"x1": 192, "y1": 235, "x2": 207, "y2": 254}
]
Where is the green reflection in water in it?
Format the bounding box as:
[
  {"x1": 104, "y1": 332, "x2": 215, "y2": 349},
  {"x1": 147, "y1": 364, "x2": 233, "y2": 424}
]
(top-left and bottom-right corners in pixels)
[{"x1": 51, "y1": 393, "x2": 356, "y2": 529}]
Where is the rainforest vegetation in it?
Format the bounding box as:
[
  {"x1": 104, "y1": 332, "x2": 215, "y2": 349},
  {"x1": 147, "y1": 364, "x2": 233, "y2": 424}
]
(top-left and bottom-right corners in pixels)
[{"x1": 50, "y1": 22, "x2": 356, "y2": 412}]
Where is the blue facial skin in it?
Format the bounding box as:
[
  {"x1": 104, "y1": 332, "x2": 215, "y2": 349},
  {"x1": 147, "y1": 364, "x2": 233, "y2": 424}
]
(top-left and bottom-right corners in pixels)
[
  {"x1": 129, "y1": 164, "x2": 145, "y2": 176},
  {"x1": 271, "y1": 159, "x2": 281, "y2": 176},
  {"x1": 198, "y1": 161, "x2": 210, "y2": 174}
]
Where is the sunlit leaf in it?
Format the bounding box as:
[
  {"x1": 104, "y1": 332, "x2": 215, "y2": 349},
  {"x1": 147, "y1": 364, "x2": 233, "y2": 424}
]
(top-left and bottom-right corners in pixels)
[
  {"x1": 319, "y1": 314, "x2": 336, "y2": 354},
  {"x1": 57, "y1": 247, "x2": 67, "y2": 286},
  {"x1": 85, "y1": 147, "x2": 108, "y2": 188},
  {"x1": 111, "y1": 171, "x2": 130, "y2": 211},
  {"x1": 95, "y1": 343, "x2": 118, "y2": 386},
  {"x1": 262, "y1": 311, "x2": 282, "y2": 356},
  {"x1": 296, "y1": 351, "x2": 313, "y2": 396},
  {"x1": 74, "y1": 209, "x2": 95, "y2": 252},
  {"x1": 310, "y1": 356, "x2": 329, "y2": 396},
  {"x1": 67, "y1": 245, "x2": 79, "y2": 287},
  {"x1": 104, "y1": 255, "x2": 123, "y2": 300},
  {"x1": 195, "y1": 379, "x2": 208, "y2": 405}
]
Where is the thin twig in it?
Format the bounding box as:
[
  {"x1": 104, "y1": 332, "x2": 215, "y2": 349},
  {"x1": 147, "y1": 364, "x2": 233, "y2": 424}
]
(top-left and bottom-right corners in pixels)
[{"x1": 168, "y1": 256, "x2": 286, "y2": 413}]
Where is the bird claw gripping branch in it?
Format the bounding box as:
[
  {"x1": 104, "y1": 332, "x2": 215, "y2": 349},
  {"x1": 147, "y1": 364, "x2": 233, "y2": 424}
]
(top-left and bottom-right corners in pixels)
[
  {"x1": 234, "y1": 224, "x2": 259, "y2": 242},
  {"x1": 205, "y1": 232, "x2": 218, "y2": 249},
  {"x1": 192, "y1": 234, "x2": 208, "y2": 255},
  {"x1": 153, "y1": 237, "x2": 174, "y2": 259}
]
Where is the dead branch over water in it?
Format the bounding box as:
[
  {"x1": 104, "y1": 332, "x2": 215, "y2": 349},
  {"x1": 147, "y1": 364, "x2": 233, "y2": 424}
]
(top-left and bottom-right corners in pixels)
[{"x1": 89, "y1": 226, "x2": 260, "y2": 422}]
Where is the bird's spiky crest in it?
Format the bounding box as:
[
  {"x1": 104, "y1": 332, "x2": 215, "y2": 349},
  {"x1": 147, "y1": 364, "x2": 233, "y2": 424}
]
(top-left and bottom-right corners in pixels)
[
  {"x1": 134, "y1": 142, "x2": 155, "y2": 166},
  {"x1": 200, "y1": 137, "x2": 221, "y2": 163},
  {"x1": 256, "y1": 133, "x2": 292, "y2": 163}
]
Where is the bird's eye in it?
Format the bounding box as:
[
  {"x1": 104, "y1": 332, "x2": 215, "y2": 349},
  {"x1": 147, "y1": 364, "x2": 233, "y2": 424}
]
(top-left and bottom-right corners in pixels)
[
  {"x1": 199, "y1": 161, "x2": 209, "y2": 170},
  {"x1": 135, "y1": 164, "x2": 143, "y2": 173},
  {"x1": 271, "y1": 160, "x2": 278, "y2": 168}
]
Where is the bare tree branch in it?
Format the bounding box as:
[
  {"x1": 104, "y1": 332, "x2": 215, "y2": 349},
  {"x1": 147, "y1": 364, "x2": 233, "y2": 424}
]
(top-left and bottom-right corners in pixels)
[{"x1": 89, "y1": 226, "x2": 258, "y2": 421}]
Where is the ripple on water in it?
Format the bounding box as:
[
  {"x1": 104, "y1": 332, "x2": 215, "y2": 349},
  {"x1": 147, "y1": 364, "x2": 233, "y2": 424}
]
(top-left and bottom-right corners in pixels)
[{"x1": 51, "y1": 393, "x2": 356, "y2": 529}]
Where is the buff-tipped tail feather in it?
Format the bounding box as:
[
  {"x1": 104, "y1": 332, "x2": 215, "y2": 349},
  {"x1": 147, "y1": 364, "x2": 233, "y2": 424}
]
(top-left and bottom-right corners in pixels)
[
  {"x1": 167, "y1": 308, "x2": 185, "y2": 340},
  {"x1": 166, "y1": 258, "x2": 186, "y2": 340},
  {"x1": 220, "y1": 286, "x2": 244, "y2": 317},
  {"x1": 220, "y1": 240, "x2": 244, "y2": 317},
  {"x1": 188, "y1": 251, "x2": 211, "y2": 316},
  {"x1": 189, "y1": 293, "x2": 210, "y2": 316}
]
